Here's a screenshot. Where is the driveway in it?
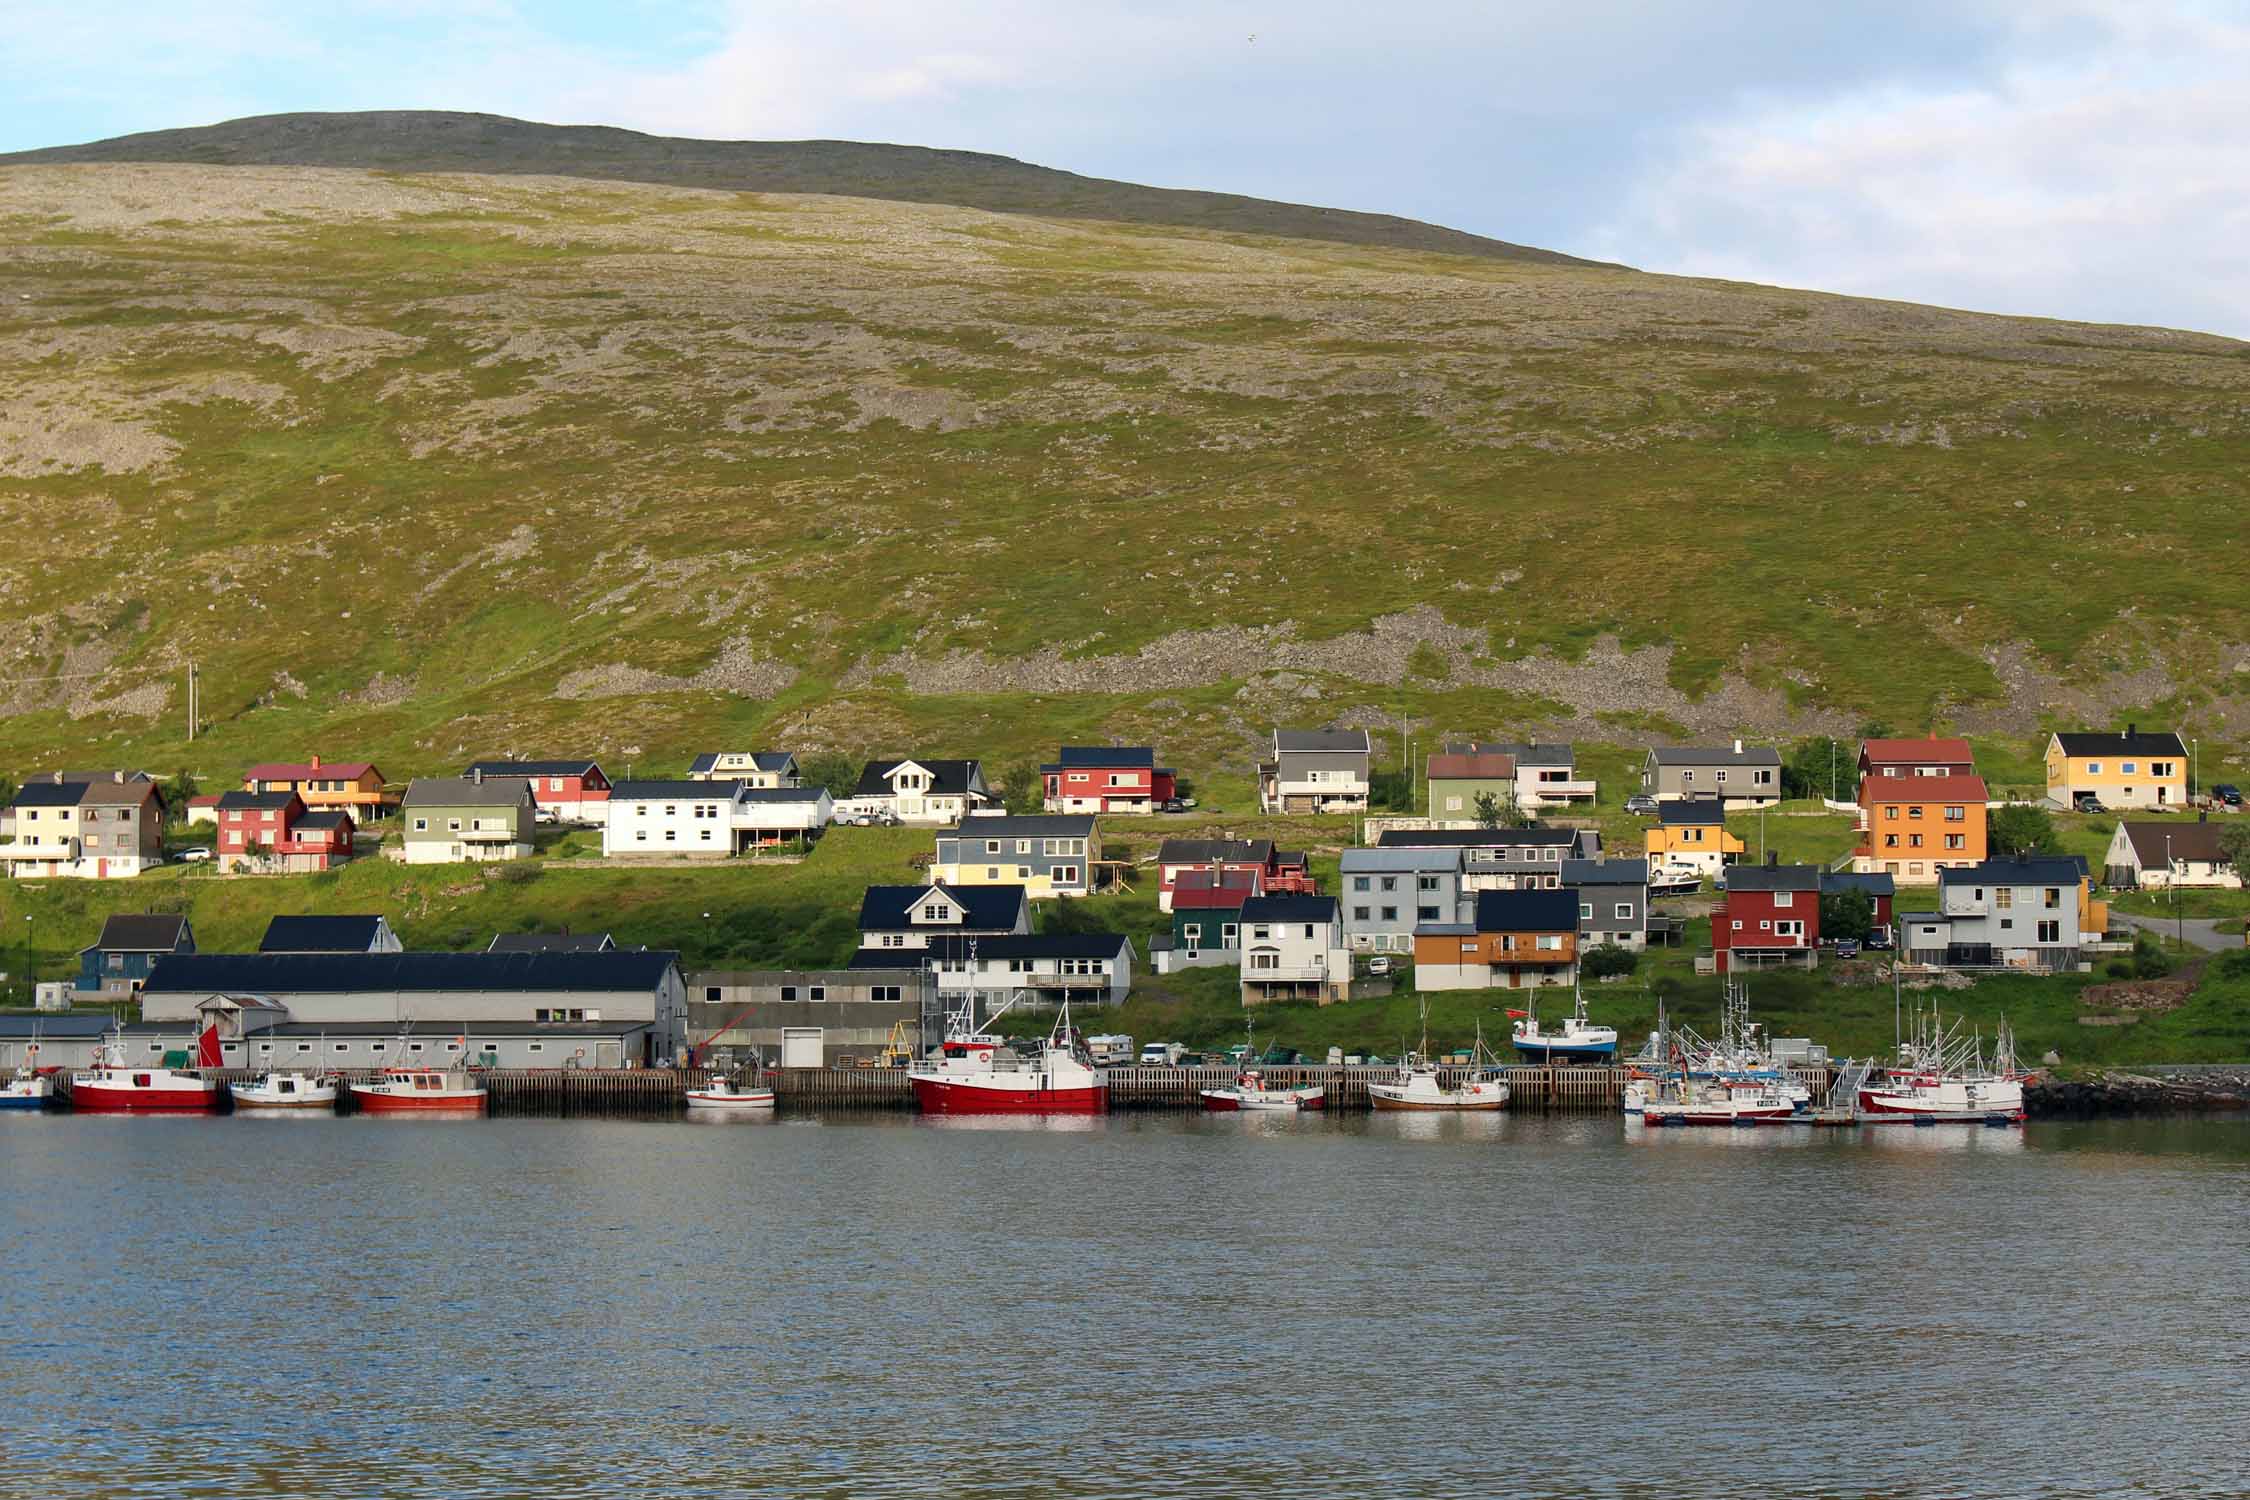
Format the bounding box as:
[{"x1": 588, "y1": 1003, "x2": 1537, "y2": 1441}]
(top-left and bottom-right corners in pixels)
[{"x1": 2112, "y1": 911, "x2": 2238, "y2": 953}]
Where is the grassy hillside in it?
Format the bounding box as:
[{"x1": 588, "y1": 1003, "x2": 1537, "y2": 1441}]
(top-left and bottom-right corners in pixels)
[
  {"x1": 0, "y1": 111, "x2": 1608, "y2": 267},
  {"x1": 0, "y1": 161, "x2": 2246, "y2": 793}
]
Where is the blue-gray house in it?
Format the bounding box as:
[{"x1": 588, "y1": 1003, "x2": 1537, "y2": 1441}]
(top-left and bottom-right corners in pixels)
[{"x1": 76, "y1": 914, "x2": 196, "y2": 1001}]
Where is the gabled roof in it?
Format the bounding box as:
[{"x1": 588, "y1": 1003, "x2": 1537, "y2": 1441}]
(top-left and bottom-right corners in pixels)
[
  {"x1": 1656, "y1": 798, "x2": 1727, "y2": 826},
  {"x1": 941, "y1": 814, "x2": 1097, "y2": 839},
  {"x1": 258, "y1": 915, "x2": 390, "y2": 953},
  {"x1": 245, "y1": 760, "x2": 377, "y2": 781},
  {"x1": 2053, "y1": 729, "x2": 2188, "y2": 758},
  {"x1": 1156, "y1": 837, "x2": 1273, "y2": 866},
  {"x1": 1044, "y1": 745, "x2": 1158, "y2": 770},
  {"x1": 1171, "y1": 867, "x2": 1264, "y2": 894},
  {"x1": 852, "y1": 759, "x2": 985, "y2": 797},
  {"x1": 687, "y1": 752, "x2": 796, "y2": 775},
  {"x1": 217, "y1": 790, "x2": 301, "y2": 812},
  {"x1": 462, "y1": 759, "x2": 604, "y2": 778},
  {"x1": 1240, "y1": 893, "x2": 1339, "y2": 924},
  {"x1": 1377, "y1": 827, "x2": 1578, "y2": 849},
  {"x1": 10, "y1": 780, "x2": 88, "y2": 808},
  {"x1": 850, "y1": 933, "x2": 1133, "y2": 965},
  {"x1": 2117, "y1": 822, "x2": 2228, "y2": 867},
  {"x1": 1721, "y1": 863, "x2": 1824, "y2": 892},
  {"x1": 1273, "y1": 729, "x2": 1371, "y2": 754},
  {"x1": 1426, "y1": 751, "x2": 1516, "y2": 781},
  {"x1": 1563, "y1": 858, "x2": 1648, "y2": 886},
  {"x1": 1861, "y1": 736, "x2": 1974, "y2": 765},
  {"x1": 734, "y1": 787, "x2": 828, "y2": 804},
  {"x1": 1821, "y1": 871, "x2": 1897, "y2": 899},
  {"x1": 857, "y1": 883, "x2": 1028, "y2": 931},
  {"x1": 488, "y1": 931, "x2": 618, "y2": 953},
  {"x1": 1446, "y1": 741, "x2": 1573, "y2": 766},
  {"x1": 1859, "y1": 774, "x2": 1988, "y2": 804},
  {"x1": 294, "y1": 811, "x2": 355, "y2": 832},
  {"x1": 1340, "y1": 846, "x2": 1463, "y2": 873},
  {"x1": 1649, "y1": 744, "x2": 1782, "y2": 767},
  {"x1": 404, "y1": 777, "x2": 535, "y2": 809},
  {"x1": 78, "y1": 779, "x2": 162, "y2": 808},
  {"x1": 1938, "y1": 857, "x2": 2089, "y2": 887},
  {"x1": 30, "y1": 769, "x2": 155, "y2": 785},
  {"x1": 142, "y1": 950, "x2": 680, "y2": 995},
  {"x1": 609, "y1": 780, "x2": 745, "y2": 800},
  {"x1": 87, "y1": 914, "x2": 192, "y2": 952},
  {"x1": 1172, "y1": 881, "x2": 1259, "y2": 911},
  {"x1": 1471, "y1": 887, "x2": 1581, "y2": 931}
]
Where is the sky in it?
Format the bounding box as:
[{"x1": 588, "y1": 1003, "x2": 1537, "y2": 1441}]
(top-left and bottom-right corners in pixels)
[{"x1": 7, "y1": 0, "x2": 2248, "y2": 336}]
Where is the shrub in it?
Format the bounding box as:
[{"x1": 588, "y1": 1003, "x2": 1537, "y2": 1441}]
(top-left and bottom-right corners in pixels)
[
  {"x1": 1582, "y1": 943, "x2": 1638, "y2": 979},
  {"x1": 491, "y1": 861, "x2": 540, "y2": 886},
  {"x1": 2214, "y1": 948, "x2": 2250, "y2": 981},
  {"x1": 2131, "y1": 933, "x2": 2173, "y2": 980},
  {"x1": 2104, "y1": 959, "x2": 2133, "y2": 978}
]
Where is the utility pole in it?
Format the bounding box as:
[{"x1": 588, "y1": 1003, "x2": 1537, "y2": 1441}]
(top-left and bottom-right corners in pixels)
[
  {"x1": 2170, "y1": 834, "x2": 2181, "y2": 951},
  {"x1": 185, "y1": 660, "x2": 198, "y2": 741},
  {"x1": 1830, "y1": 739, "x2": 1837, "y2": 803}
]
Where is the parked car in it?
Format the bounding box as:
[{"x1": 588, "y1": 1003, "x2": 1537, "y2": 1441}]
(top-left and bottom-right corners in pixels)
[
  {"x1": 533, "y1": 807, "x2": 558, "y2": 824},
  {"x1": 1158, "y1": 797, "x2": 1197, "y2": 813},
  {"x1": 177, "y1": 846, "x2": 213, "y2": 863},
  {"x1": 2214, "y1": 783, "x2": 2243, "y2": 808},
  {"x1": 1624, "y1": 793, "x2": 1659, "y2": 815},
  {"x1": 1833, "y1": 938, "x2": 1861, "y2": 959},
  {"x1": 2073, "y1": 792, "x2": 2107, "y2": 814},
  {"x1": 1865, "y1": 925, "x2": 1894, "y2": 950},
  {"x1": 1139, "y1": 1041, "x2": 1186, "y2": 1066},
  {"x1": 1366, "y1": 955, "x2": 1392, "y2": 976}
]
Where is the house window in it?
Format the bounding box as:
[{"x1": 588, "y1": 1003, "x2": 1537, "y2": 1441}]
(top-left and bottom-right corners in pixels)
[
  {"x1": 700, "y1": 830, "x2": 712, "y2": 841},
  {"x1": 1774, "y1": 920, "x2": 1804, "y2": 940},
  {"x1": 1774, "y1": 891, "x2": 1793, "y2": 907},
  {"x1": 1380, "y1": 877, "x2": 1398, "y2": 892},
  {"x1": 1252, "y1": 926, "x2": 1270, "y2": 941},
  {"x1": 1716, "y1": 770, "x2": 1728, "y2": 784},
  {"x1": 409, "y1": 1043, "x2": 424, "y2": 1053},
  {"x1": 1617, "y1": 903, "x2": 1635, "y2": 921},
  {"x1": 549, "y1": 777, "x2": 564, "y2": 791},
  {"x1": 1418, "y1": 876, "x2": 1440, "y2": 892},
  {"x1": 527, "y1": 1043, "x2": 544, "y2": 1054},
  {"x1": 1184, "y1": 923, "x2": 1203, "y2": 941},
  {"x1": 1908, "y1": 834, "x2": 1923, "y2": 849},
  {"x1": 1580, "y1": 902, "x2": 1593, "y2": 920},
  {"x1": 1683, "y1": 770, "x2": 1695, "y2": 784},
  {"x1": 1994, "y1": 887, "x2": 2012, "y2": 908},
  {"x1": 809, "y1": 986, "x2": 826, "y2": 1002},
  {"x1": 665, "y1": 830, "x2": 676, "y2": 842},
  {"x1": 1053, "y1": 866, "x2": 1079, "y2": 885},
  {"x1": 635, "y1": 829, "x2": 647, "y2": 842},
  {"x1": 1222, "y1": 924, "x2": 1238, "y2": 944},
  {"x1": 2122, "y1": 762, "x2": 2136, "y2": 775},
  {"x1": 1380, "y1": 906, "x2": 1398, "y2": 921},
  {"x1": 705, "y1": 986, "x2": 721, "y2": 1003},
  {"x1": 2087, "y1": 761, "x2": 2102, "y2": 774},
  {"x1": 1536, "y1": 934, "x2": 1562, "y2": 951},
  {"x1": 873, "y1": 986, "x2": 902, "y2": 1003},
  {"x1": 1945, "y1": 834, "x2": 1963, "y2": 850},
  {"x1": 2044, "y1": 887, "x2": 2062, "y2": 909},
  {"x1": 413, "y1": 817, "x2": 429, "y2": 832},
  {"x1": 297, "y1": 1043, "x2": 313, "y2": 1053},
  {"x1": 1944, "y1": 805, "x2": 1964, "y2": 821},
  {"x1": 1418, "y1": 905, "x2": 1439, "y2": 920},
  {"x1": 1444, "y1": 796, "x2": 1462, "y2": 811},
  {"x1": 1353, "y1": 877, "x2": 1370, "y2": 892},
  {"x1": 1354, "y1": 905, "x2": 1372, "y2": 920},
  {"x1": 2037, "y1": 919, "x2": 2061, "y2": 943},
  {"x1": 781, "y1": 987, "x2": 797, "y2": 1002}
]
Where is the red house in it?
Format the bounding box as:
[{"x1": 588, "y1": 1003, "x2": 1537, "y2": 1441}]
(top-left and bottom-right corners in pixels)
[
  {"x1": 214, "y1": 790, "x2": 356, "y2": 874},
  {"x1": 1857, "y1": 735, "x2": 1976, "y2": 784},
  {"x1": 1155, "y1": 838, "x2": 1316, "y2": 910},
  {"x1": 462, "y1": 760, "x2": 612, "y2": 824},
  {"x1": 1041, "y1": 746, "x2": 1176, "y2": 814},
  {"x1": 1712, "y1": 863, "x2": 1822, "y2": 974}
]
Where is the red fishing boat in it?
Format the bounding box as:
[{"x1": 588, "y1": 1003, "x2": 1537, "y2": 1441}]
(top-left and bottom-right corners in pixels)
[
  {"x1": 66, "y1": 1032, "x2": 223, "y2": 1114},
  {"x1": 909, "y1": 997, "x2": 1108, "y2": 1115},
  {"x1": 350, "y1": 1065, "x2": 488, "y2": 1115}
]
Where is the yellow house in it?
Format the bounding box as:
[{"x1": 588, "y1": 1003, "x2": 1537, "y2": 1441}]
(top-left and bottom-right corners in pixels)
[
  {"x1": 1643, "y1": 798, "x2": 1744, "y2": 877},
  {"x1": 2045, "y1": 729, "x2": 2189, "y2": 810}
]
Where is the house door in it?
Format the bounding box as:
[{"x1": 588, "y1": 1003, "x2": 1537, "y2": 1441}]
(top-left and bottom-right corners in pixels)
[{"x1": 96, "y1": 858, "x2": 107, "y2": 878}]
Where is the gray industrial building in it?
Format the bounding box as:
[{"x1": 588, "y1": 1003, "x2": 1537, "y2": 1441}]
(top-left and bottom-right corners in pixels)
[{"x1": 686, "y1": 966, "x2": 937, "y2": 1066}]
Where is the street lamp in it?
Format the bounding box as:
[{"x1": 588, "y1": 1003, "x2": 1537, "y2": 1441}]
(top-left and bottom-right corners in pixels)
[
  {"x1": 2168, "y1": 835, "x2": 2182, "y2": 950},
  {"x1": 22, "y1": 914, "x2": 32, "y2": 1008}
]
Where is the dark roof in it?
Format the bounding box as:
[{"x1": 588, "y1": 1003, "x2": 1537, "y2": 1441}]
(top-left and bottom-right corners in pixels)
[
  {"x1": 294, "y1": 811, "x2": 356, "y2": 831},
  {"x1": 1157, "y1": 837, "x2": 1273, "y2": 866},
  {"x1": 610, "y1": 780, "x2": 743, "y2": 799},
  {"x1": 258, "y1": 915, "x2": 389, "y2": 953},
  {"x1": 1656, "y1": 798, "x2": 1728, "y2": 826},
  {"x1": 207, "y1": 1020, "x2": 653, "y2": 1039},
  {"x1": 1274, "y1": 730, "x2": 1370, "y2": 754},
  {"x1": 940, "y1": 815, "x2": 1097, "y2": 839},
  {"x1": 1650, "y1": 745, "x2": 1782, "y2": 767},
  {"x1": 1044, "y1": 746, "x2": 1157, "y2": 770},
  {"x1": 218, "y1": 790, "x2": 299, "y2": 812},
  {"x1": 87, "y1": 914, "x2": 191, "y2": 952},
  {"x1": 2119, "y1": 821, "x2": 2228, "y2": 867},
  {"x1": 11, "y1": 781, "x2": 87, "y2": 807},
  {"x1": 1721, "y1": 864, "x2": 1824, "y2": 892},
  {"x1": 2054, "y1": 730, "x2": 2188, "y2": 758},
  {"x1": 1240, "y1": 894, "x2": 1339, "y2": 924},
  {"x1": 404, "y1": 777, "x2": 535, "y2": 809},
  {"x1": 1937, "y1": 857, "x2": 2090, "y2": 887},
  {"x1": 487, "y1": 931, "x2": 617, "y2": 953},
  {"x1": 849, "y1": 933, "x2": 1133, "y2": 966},
  {"x1": 851, "y1": 759, "x2": 984, "y2": 797},
  {"x1": 142, "y1": 950, "x2": 681, "y2": 995},
  {"x1": 1821, "y1": 871, "x2": 1897, "y2": 898},
  {"x1": 857, "y1": 884, "x2": 1027, "y2": 931},
  {"x1": 1472, "y1": 888, "x2": 1581, "y2": 930},
  {"x1": 0, "y1": 1013, "x2": 118, "y2": 1039},
  {"x1": 462, "y1": 760, "x2": 603, "y2": 777},
  {"x1": 31, "y1": 769, "x2": 155, "y2": 785},
  {"x1": 1563, "y1": 858, "x2": 1648, "y2": 885},
  {"x1": 1376, "y1": 827, "x2": 1577, "y2": 849},
  {"x1": 734, "y1": 787, "x2": 827, "y2": 804}
]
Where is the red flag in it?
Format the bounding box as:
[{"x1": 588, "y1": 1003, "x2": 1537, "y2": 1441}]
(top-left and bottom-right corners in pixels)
[
  {"x1": 1505, "y1": 1008, "x2": 1531, "y2": 1019},
  {"x1": 196, "y1": 1023, "x2": 222, "y2": 1069}
]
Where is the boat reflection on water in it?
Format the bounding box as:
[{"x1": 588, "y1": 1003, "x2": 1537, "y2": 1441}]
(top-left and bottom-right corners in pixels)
[
  {"x1": 913, "y1": 1111, "x2": 1107, "y2": 1134},
  {"x1": 1861, "y1": 1120, "x2": 2029, "y2": 1155},
  {"x1": 1621, "y1": 1116, "x2": 1822, "y2": 1150},
  {"x1": 1367, "y1": 1109, "x2": 1512, "y2": 1144}
]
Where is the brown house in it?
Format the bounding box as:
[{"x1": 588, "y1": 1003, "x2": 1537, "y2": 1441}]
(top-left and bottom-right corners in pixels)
[
  {"x1": 242, "y1": 755, "x2": 397, "y2": 821},
  {"x1": 1413, "y1": 888, "x2": 1579, "y2": 991}
]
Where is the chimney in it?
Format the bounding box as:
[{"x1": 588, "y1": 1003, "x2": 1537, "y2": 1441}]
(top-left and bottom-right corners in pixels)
[
  {"x1": 50, "y1": 772, "x2": 62, "y2": 785},
  {"x1": 310, "y1": 754, "x2": 322, "y2": 772},
  {"x1": 473, "y1": 766, "x2": 483, "y2": 785},
  {"x1": 2124, "y1": 725, "x2": 2133, "y2": 740},
  {"x1": 1766, "y1": 850, "x2": 1778, "y2": 867},
  {"x1": 113, "y1": 770, "x2": 124, "y2": 784},
  {"x1": 1732, "y1": 738, "x2": 1743, "y2": 755}
]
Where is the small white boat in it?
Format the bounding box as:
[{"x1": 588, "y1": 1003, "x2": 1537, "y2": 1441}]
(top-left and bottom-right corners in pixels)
[
  {"x1": 1631, "y1": 1075, "x2": 1799, "y2": 1127},
  {"x1": 1511, "y1": 990, "x2": 1618, "y2": 1063},
  {"x1": 232, "y1": 1071, "x2": 339, "y2": 1110},
  {"x1": 1, "y1": 1066, "x2": 52, "y2": 1110},
  {"x1": 1200, "y1": 1069, "x2": 1326, "y2": 1111},
  {"x1": 686, "y1": 1074, "x2": 777, "y2": 1111},
  {"x1": 1368, "y1": 1009, "x2": 1510, "y2": 1112}
]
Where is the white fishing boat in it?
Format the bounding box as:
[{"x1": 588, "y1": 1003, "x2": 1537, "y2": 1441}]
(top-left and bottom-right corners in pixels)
[
  {"x1": 231, "y1": 1071, "x2": 339, "y2": 1110},
  {"x1": 1200, "y1": 1068, "x2": 1325, "y2": 1111},
  {"x1": 1859, "y1": 1010, "x2": 2028, "y2": 1124},
  {"x1": 1630, "y1": 1073, "x2": 1799, "y2": 1126},
  {"x1": 686, "y1": 1074, "x2": 777, "y2": 1111},
  {"x1": 0, "y1": 1065, "x2": 52, "y2": 1110},
  {"x1": 1368, "y1": 1008, "x2": 1510, "y2": 1112}
]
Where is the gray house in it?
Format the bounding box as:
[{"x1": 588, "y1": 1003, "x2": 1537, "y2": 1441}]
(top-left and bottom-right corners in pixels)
[
  {"x1": 1340, "y1": 846, "x2": 1467, "y2": 953},
  {"x1": 1375, "y1": 826, "x2": 1600, "y2": 891},
  {"x1": 1642, "y1": 742, "x2": 1783, "y2": 807},
  {"x1": 1565, "y1": 857, "x2": 1648, "y2": 952},
  {"x1": 401, "y1": 776, "x2": 537, "y2": 864},
  {"x1": 1903, "y1": 858, "x2": 2092, "y2": 973},
  {"x1": 1259, "y1": 729, "x2": 1373, "y2": 814}
]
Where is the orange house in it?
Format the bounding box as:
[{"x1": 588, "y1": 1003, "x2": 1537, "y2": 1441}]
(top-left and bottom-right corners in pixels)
[
  {"x1": 242, "y1": 755, "x2": 398, "y2": 822},
  {"x1": 1853, "y1": 773, "x2": 1988, "y2": 878}
]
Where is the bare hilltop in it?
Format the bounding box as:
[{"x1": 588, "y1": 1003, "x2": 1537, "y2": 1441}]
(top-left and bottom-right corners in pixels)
[{"x1": 0, "y1": 114, "x2": 2246, "y2": 784}]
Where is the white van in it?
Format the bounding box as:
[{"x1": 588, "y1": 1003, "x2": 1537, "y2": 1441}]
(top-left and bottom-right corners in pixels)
[{"x1": 1139, "y1": 1041, "x2": 1186, "y2": 1066}]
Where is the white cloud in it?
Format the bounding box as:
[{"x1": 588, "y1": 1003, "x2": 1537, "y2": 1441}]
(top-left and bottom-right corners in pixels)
[{"x1": 1593, "y1": 7, "x2": 2250, "y2": 334}]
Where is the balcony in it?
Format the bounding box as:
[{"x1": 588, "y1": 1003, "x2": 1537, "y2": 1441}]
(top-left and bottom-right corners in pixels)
[
  {"x1": 1517, "y1": 778, "x2": 1598, "y2": 803},
  {"x1": 458, "y1": 826, "x2": 524, "y2": 844},
  {"x1": 1242, "y1": 962, "x2": 1341, "y2": 982}
]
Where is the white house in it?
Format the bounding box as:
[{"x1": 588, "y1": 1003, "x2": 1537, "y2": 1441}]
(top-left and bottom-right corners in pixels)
[
  {"x1": 842, "y1": 759, "x2": 990, "y2": 825},
  {"x1": 1258, "y1": 729, "x2": 1372, "y2": 815},
  {"x1": 688, "y1": 752, "x2": 800, "y2": 788},
  {"x1": 603, "y1": 782, "x2": 831, "y2": 857},
  {"x1": 855, "y1": 933, "x2": 1134, "y2": 1009},
  {"x1": 2104, "y1": 821, "x2": 2242, "y2": 889},
  {"x1": 1238, "y1": 894, "x2": 1352, "y2": 1006}
]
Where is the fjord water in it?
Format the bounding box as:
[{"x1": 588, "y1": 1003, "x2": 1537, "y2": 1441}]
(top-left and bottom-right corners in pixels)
[{"x1": 4, "y1": 1114, "x2": 2247, "y2": 1499}]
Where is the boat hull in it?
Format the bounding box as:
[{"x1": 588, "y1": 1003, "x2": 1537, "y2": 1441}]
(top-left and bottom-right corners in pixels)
[
  {"x1": 1368, "y1": 1088, "x2": 1508, "y2": 1112},
  {"x1": 686, "y1": 1090, "x2": 776, "y2": 1110},
  {"x1": 351, "y1": 1089, "x2": 487, "y2": 1114},
  {"x1": 233, "y1": 1093, "x2": 338, "y2": 1110},
  {"x1": 1200, "y1": 1087, "x2": 1325, "y2": 1112},
  {"x1": 0, "y1": 1093, "x2": 50, "y2": 1110},
  {"x1": 1639, "y1": 1103, "x2": 1797, "y2": 1126},
  {"x1": 910, "y1": 1075, "x2": 1108, "y2": 1114},
  {"x1": 67, "y1": 1079, "x2": 221, "y2": 1114},
  {"x1": 1513, "y1": 1042, "x2": 1617, "y2": 1063}
]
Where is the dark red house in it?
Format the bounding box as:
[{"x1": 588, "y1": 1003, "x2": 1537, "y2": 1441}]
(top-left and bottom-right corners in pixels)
[
  {"x1": 461, "y1": 760, "x2": 612, "y2": 824},
  {"x1": 215, "y1": 790, "x2": 355, "y2": 874},
  {"x1": 1041, "y1": 746, "x2": 1176, "y2": 814},
  {"x1": 1712, "y1": 863, "x2": 1823, "y2": 974}
]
